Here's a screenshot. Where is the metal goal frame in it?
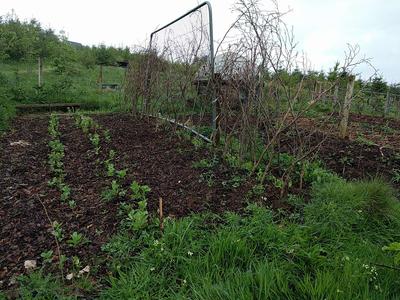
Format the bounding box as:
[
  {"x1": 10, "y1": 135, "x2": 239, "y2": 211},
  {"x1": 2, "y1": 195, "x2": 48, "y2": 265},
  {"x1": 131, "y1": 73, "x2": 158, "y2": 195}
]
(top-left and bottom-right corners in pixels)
[{"x1": 144, "y1": 1, "x2": 216, "y2": 136}]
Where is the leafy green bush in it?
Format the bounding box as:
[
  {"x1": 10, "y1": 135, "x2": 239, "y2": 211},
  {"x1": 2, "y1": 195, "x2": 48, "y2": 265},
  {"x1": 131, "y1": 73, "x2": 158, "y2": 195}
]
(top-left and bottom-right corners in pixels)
[{"x1": 0, "y1": 83, "x2": 15, "y2": 131}]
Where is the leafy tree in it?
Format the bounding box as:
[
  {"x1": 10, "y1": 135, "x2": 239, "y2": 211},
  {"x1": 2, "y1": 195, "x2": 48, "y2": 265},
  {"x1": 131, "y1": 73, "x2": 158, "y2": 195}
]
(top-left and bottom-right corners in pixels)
[{"x1": 370, "y1": 76, "x2": 387, "y2": 94}]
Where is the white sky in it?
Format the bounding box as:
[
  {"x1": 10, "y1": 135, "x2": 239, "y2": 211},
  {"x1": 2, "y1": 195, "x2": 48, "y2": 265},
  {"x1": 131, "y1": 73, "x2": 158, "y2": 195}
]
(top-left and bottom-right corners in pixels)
[{"x1": 1, "y1": 0, "x2": 399, "y2": 83}]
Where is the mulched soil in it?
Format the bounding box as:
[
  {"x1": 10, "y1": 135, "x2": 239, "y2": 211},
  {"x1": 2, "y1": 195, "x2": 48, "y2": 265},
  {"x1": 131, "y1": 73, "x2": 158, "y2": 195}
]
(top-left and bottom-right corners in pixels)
[
  {"x1": 285, "y1": 113, "x2": 400, "y2": 183},
  {"x1": 0, "y1": 113, "x2": 269, "y2": 292},
  {"x1": 280, "y1": 127, "x2": 400, "y2": 184},
  {"x1": 0, "y1": 115, "x2": 122, "y2": 294},
  {"x1": 94, "y1": 114, "x2": 260, "y2": 217},
  {"x1": 296, "y1": 113, "x2": 400, "y2": 150},
  {"x1": 1, "y1": 112, "x2": 399, "y2": 295}
]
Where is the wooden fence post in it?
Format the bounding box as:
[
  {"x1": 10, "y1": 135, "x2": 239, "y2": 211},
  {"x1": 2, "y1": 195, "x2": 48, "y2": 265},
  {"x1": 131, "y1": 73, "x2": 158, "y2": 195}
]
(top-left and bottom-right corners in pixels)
[
  {"x1": 384, "y1": 87, "x2": 391, "y2": 117},
  {"x1": 38, "y1": 57, "x2": 43, "y2": 87},
  {"x1": 339, "y1": 76, "x2": 355, "y2": 139},
  {"x1": 333, "y1": 83, "x2": 339, "y2": 104}
]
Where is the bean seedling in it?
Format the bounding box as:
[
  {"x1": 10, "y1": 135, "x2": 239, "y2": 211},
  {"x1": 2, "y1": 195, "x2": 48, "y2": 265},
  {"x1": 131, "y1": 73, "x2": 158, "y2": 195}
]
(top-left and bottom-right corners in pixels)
[
  {"x1": 60, "y1": 185, "x2": 71, "y2": 202},
  {"x1": 104, "y1": 129, "x2": 111, "y2": 142},
  {"x1": 40, "y1": 250, "x2": 54, "y2": 264},
  {"x1": 102, "y1": 180, "x2": 126, "y2": 201},
  {"x1": 89, "y1": 133, "x2": 101, "y2": 155},
  {"x1": 116, "y1": 169, "x2": 127, "y2": 179},
  {"x1": 130, "y1": 181, "x2": 151, "y2": 201},
  {"x1": 52, "y1": 221, "x2": 64, "y2": 241},
  {"x1": 126, "y1": 199, "x2": 148, "y2": 231},
  {"x1": 67, "y1": 232, "x2": 86, "y2": 248}
]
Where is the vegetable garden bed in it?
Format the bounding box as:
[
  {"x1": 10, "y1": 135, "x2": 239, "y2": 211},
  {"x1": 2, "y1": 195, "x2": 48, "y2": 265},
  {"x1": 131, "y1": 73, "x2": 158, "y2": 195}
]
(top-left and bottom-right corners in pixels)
[
  {"x1": 0, "y1": 113, "x2": 265, "y2": 290},
  {"x1": 1, "y1": 112, "x2": 400, "y2": 298}
]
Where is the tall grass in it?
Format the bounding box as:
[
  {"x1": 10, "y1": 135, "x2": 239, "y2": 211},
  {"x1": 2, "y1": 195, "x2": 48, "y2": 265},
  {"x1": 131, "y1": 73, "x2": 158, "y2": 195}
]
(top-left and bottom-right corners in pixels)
[
  {"x1": 98, "y1": 179, "x2": 400, "y2": 299},
  {"x1": 11, "y1": 178, "x2": 400, "y2": 299}
]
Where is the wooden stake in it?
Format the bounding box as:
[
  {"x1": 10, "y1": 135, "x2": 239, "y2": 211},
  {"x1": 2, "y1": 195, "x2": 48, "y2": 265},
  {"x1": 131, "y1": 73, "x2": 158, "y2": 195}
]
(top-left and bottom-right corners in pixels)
[
  {"x1": 159, "y1": 197, "x2": 164, "y2": 232},
  {"x1": 384, "y1": 88, "x2": 391, "y2": 117},
  {"x1": 38, "y1": 57, "x2": 43, "y2": 87},
  {"x1": 339, "y1": 76, "x2": 355, "y2": 139},
  {"x1": 333, "y1": 83, "x2": 339, "y2": 104}
]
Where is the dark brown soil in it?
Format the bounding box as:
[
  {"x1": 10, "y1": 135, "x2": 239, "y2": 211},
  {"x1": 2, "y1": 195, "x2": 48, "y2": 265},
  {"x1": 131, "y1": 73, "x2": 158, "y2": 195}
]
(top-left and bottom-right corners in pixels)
[
  {"x1": 94, "y1": 114, "x2": 261, "y2": 217},
  {"x1": 296, "y1": 113, "x2": 400, "y2": 150},
  {"x1": 0, "y1": 113, "x2": 266, "y2": 289},
  {"x1": 287, "y1": 113, "x2": 400, "y2": 183},
  {"x1": 0, "y1": 115, "x2": 122, "y2": 291},
  {"x1": 281, "y1": 127, "x2": 400, "y2": 184},
  {"x1": 1, "y1": 111, "x2": 399, "y2": 293}
]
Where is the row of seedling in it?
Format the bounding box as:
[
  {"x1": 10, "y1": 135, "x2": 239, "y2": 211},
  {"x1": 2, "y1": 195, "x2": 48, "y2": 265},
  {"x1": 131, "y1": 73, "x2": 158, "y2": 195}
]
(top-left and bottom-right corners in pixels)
[
  {"x1": 46, "y1": 114, "x2": 89, "y2": 280},
  {"x1": 73, "y1": 112, "x2": 151, "y2": 230},
  {"x1": 47, "y1": 114, "x2": 76, "y2": 208}
]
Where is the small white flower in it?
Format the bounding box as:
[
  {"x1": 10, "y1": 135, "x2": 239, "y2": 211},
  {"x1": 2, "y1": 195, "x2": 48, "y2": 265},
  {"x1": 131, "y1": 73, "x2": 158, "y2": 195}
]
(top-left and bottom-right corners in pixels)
[
  {"x1": 183, "y1": 279, "x2": 187, "y2": 284},
  {"x1": 150, "y1": 267, "x2": 155, "y2": 271},
  {"x1": 187, "y1": 251, "x2": 193, "y2": 256}
]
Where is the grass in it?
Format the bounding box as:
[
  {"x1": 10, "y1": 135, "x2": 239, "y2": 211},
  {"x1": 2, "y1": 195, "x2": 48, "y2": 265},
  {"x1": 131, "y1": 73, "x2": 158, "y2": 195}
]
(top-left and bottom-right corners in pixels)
[
  {"x1": 0, "y1": 61, "x2": 128, "y2": 112},
  {"x1": 100, "y1": 178, "x2": 400, "y2": 299},
  {"x1": 0, "y1": 60, "x2": 130, "y2": 135},
  {"x1": 8, "y1": 176, "x2": 400, "y2": 299}
]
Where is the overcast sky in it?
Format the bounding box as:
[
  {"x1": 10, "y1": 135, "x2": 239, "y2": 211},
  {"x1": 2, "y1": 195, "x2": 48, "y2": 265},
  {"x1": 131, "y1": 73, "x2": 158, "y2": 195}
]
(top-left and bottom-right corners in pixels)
[{"x1": 1, "y1": 0, "x2": 399, "y2": 83}]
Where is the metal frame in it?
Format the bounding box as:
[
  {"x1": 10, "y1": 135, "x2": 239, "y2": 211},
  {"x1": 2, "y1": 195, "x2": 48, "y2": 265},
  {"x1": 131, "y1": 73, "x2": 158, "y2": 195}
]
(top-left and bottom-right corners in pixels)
[{"x1": 144, "y1": 1, "x2": 216, "y2": 132}]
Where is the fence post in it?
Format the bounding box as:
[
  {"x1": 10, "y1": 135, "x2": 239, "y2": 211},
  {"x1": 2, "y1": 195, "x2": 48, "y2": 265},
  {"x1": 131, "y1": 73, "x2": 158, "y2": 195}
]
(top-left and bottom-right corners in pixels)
[
  {"x1": 38, "y1": 57, "x2": 43, "y2": 87},
  {"x1": 339, "y1": 76, "x2": 355, "y2": 139},
  {"x1": 333, "y1": 83, "x2": 339, "y2": 104},
  {"x1": 384, "y1": 87, "x2": 391, "y2": 117}
]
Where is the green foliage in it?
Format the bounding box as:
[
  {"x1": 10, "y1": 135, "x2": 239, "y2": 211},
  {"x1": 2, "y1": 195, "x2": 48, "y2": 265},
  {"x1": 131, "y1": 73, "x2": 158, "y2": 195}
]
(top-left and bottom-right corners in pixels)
[
  {"x1": 305, "y1": 178, "x2": 400, "y2": 241},
  {"x1": 356, "y1": 134, "x2": 377, "y2": 146},
  {"x1": 392, "y1": 169, "x2": 400, "y2": 184},
  {"x1": 382, "y1": 242, "x2": 400, "y2": 265},
  {"x1": 193, "y1": 158, "x2": 214, "y2": 169},
  {"x1": 68, "y1": 200, "x2": 76, "y2": 209},
  {"x1": 126, "y1": 200, "x2": 149, "y2": 231},
  {"x1": 104, "y1": 129, "x2": 111, "y2": 142},
  {"x1": 48, "y1": 114, "x2": 59, "y2": 138},
  {"x1": 60, "y1": 184, "x2": 71, "y2": 202},
  {"x1": 40, "y1": 250, "x2": 54, "y2": 264},
  {"x1": 106, "y1": 162, "x2": 116, "y2": 177},
  {"x1": 89, "y1": 132, "x2": 100, "y2": 154},
  {"x1": 67, "y1": 232, "x2": 87, "y2": 248},
  {"x1": 72, "y1": 256, "x2": 81, "y2": 270},
  {"x1": 101, "y1": 180, "x2": 400, "y2": 299},
  {"x1": 130, "y1": 181, "x2": 151, "y2": 201},
  {"x1": 52, "y1": 221, "x2": 63, "y2": 242},
  {"x1": 102, "y1": 180, "x2": 126, "y2": 202},
  {"x1": 0, "y1": 95, "x2": 15, "y2": 132},
  {"x1": 116, "y1": 169, "x2": 127, "y2": 179},
  {"x1": 17, "y1": 271, "x2": 69, "y2": 299}
]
